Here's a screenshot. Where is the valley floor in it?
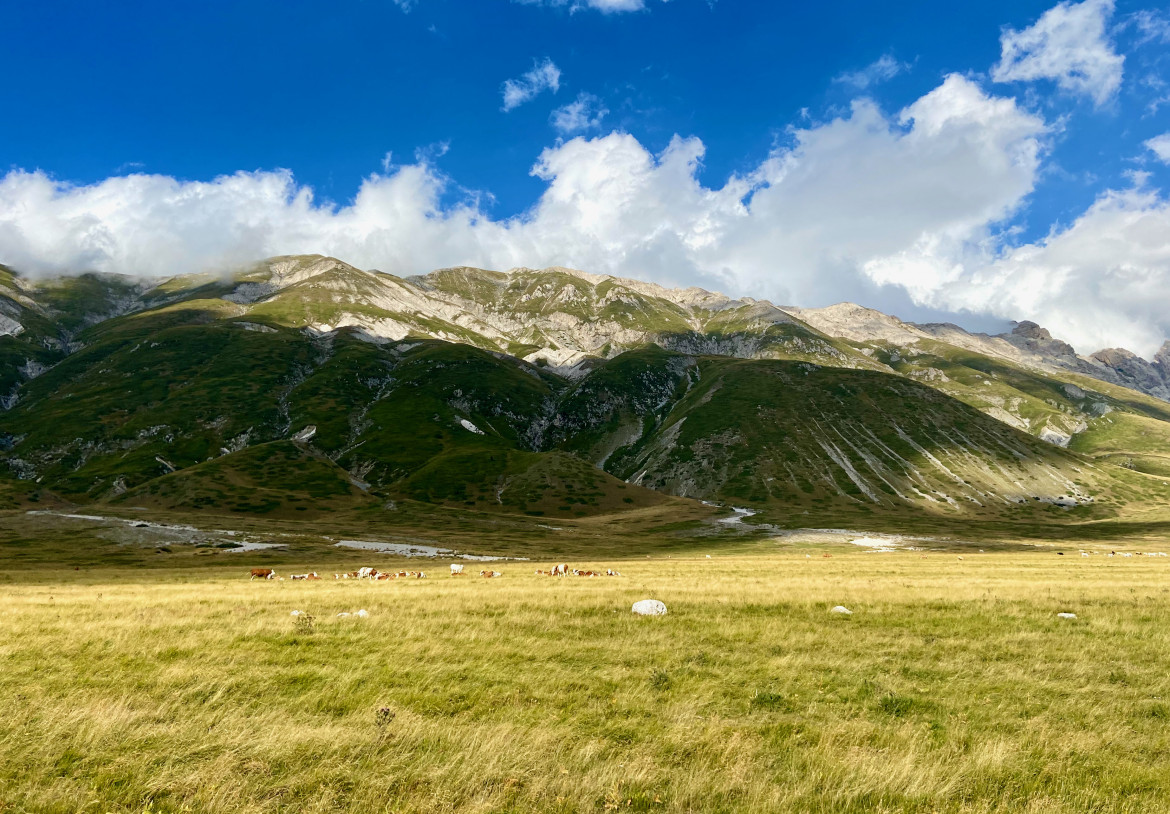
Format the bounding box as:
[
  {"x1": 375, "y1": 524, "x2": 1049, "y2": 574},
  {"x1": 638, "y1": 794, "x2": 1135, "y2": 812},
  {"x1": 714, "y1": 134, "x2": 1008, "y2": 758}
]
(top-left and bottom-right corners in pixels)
[{"x1": 2, "y1": 545, "x2": 1170, "y2": 813}]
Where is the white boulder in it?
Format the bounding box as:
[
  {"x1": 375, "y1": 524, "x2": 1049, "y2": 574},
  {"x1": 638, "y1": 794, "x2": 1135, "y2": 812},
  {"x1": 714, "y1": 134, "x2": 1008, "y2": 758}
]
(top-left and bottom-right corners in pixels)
[
  {"x1": 830, "y1": 606, "x2": 853, "y2": 615},
  {"x1": 1057, "y1": 612, "x2": 1077, "y2": 619},
  {"x1": 631, "y1": 599, "x2": 667, "y2": 616}
]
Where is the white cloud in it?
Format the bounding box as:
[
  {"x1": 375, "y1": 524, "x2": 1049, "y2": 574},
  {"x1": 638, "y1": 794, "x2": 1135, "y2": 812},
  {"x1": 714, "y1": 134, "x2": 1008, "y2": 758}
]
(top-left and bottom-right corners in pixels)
[
  {"x1": 516, "y1": 0, "x2": 652, "y2": 13},
  {"x1": 550, "y1": 93, "x2": 609, "y2": 133},
  {"x1": 1147, "y1": 133, "x2": 1170, "y2": 164},
  {"x1": 991, "y1": 0, "x2": 1123, "y2": 107},
  {"x1": 391, "y1": 0, "x2": 416, "y2": 11},
  {"x1": 834, "y1": 54, "x2": 908, "y2": 90},
  {"x1": 501, "y1": 58, "x2": 562, "y2": 112},
  {"x1": 4, "y1": 72, "x2": 1170, "y2": 356},
  {"x1": 896, "y1": 182, "x2": 1170, "y2": 357},
  {"x1": 1129, "y1": 9, "x2": 1170, "y2": 45}
]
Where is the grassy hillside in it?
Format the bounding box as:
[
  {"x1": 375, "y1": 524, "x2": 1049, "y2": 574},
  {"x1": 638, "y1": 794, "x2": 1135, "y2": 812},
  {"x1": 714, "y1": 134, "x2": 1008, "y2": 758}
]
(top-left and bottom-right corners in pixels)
[
  {"x1": 552, "y1": 352, "x2": 1170, "y2": 530},
  {"x1": 111, "y1": 441, "x2": 380, "y2": 518},
  {"x1": 392, "y1": 448, "x2": 672, "y2": 517}
]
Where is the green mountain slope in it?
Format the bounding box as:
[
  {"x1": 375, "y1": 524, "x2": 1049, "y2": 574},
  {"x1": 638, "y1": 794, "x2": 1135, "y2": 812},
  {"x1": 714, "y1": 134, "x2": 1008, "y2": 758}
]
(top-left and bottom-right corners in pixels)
[
  {"x1": 111, "y1": 440, "x2": 380, "y2": 518},
  {"x1": 1, "y1": 254, "x2": 1169, "y2": 536},
  {"x1": 550, "y1": 351, "x2": 1156, "y2": 527}
]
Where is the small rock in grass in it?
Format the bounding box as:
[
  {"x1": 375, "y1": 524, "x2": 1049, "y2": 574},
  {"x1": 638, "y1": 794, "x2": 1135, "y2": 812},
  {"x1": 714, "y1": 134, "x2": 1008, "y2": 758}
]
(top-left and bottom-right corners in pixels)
[
  {"x1": 290, "y1": 610, "x2": 305, "y2": 617},
  {"x1": 632, "y1": 599, "x2": 667, "y2": 616},
  {"x1": 830, "y1": 606, "x2": 853, "y2": 615},
  {"x1": 1057, "y1": 612, "x2": 1077, "y2": 620}
]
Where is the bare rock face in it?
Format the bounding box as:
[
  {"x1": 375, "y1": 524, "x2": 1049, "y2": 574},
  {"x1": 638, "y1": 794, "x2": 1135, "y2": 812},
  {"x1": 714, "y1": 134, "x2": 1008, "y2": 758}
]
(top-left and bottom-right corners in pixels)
[
  {"x1": 1004, "y1": 320, "x2": 1079, "y2": 362},
  {"x1": 1090, "y1": 346, "x2": 1170, "y2": 401}
]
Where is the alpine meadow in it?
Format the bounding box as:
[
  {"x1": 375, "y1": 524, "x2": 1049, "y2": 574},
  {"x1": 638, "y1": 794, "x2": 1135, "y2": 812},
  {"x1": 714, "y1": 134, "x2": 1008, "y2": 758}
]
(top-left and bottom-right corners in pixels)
[{"x1": 3, "y1": 0, "x2": 1170, "y2": 812}]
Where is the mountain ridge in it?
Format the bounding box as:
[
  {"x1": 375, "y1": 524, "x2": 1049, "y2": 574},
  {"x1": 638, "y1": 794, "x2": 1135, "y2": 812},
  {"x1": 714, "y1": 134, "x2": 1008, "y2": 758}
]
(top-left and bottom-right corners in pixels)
[{"x1": 1, "y1": 254, "x2": 1170, "y2": 536}]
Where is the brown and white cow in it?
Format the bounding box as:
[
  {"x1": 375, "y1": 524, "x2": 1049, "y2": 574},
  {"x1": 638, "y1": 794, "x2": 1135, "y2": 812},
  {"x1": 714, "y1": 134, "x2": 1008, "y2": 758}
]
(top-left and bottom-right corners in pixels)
[{"x1": 249, "y1": 568, "x2": 276, "y2": 581}]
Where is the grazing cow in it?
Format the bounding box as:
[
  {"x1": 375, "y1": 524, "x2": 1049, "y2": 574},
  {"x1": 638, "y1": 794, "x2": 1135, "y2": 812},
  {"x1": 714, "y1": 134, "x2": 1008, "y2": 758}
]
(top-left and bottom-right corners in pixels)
[
  {"x1": 357, "y1": 567, "x2": 378, "y2": 580},
  {"x1": 450, "y1": 564, "x2": 464, "y2": 576},
  {"x1": 249, "y1": 568, "x2": 276, "y2": 581},
  {"x1": 552, "y1": 563, "x2": 567, "y2": 576}
]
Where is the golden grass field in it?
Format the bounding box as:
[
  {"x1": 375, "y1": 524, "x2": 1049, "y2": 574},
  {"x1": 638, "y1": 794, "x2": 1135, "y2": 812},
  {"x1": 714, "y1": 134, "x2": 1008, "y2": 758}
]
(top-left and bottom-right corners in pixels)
[{"x1": 2, "y1": 545, "x2": 1170, "y2": 813}]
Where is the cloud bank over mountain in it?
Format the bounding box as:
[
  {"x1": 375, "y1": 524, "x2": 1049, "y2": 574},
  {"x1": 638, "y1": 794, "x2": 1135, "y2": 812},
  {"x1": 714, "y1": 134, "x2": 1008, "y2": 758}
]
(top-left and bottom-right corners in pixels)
[{"x1": 2, "y1": 0, "x2": 1170, "y2": 360}]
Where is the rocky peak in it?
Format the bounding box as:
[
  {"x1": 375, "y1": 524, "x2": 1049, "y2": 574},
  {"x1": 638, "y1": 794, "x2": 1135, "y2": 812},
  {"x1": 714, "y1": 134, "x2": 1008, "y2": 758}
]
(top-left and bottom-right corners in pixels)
[
  {"x1": 1154, "y1": 341, "x2": 1170, "y2": 370},
  {"x1": 1001, "y1": 320, "x2": 1077, "y2": 360},
  {"x1": 1011, "y1": 320, "x2": 1051, "y2": 341},
  {"x1": 1090, "y1": 347, "x2": 1140, "y2": 366},
  {"x1": 1089, "y1": 347, "x2": 1170, "y2": 401}
]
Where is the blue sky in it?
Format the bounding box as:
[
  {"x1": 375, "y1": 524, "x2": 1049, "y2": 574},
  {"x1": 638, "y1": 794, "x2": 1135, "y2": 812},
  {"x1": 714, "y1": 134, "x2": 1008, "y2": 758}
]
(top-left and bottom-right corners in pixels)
[{"x1": 2, "y1": 0, "x2": 1170, "y2": 354}]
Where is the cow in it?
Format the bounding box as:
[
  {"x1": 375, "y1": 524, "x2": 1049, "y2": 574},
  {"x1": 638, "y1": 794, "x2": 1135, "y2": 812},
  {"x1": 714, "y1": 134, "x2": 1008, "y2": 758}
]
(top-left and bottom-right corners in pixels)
[
  {"x1": 480, "y1": 570, "x2": 502, "y2": 578},
  {"x1": 450, "y1": 564, "x2": 464, "y2": 576},
  {"x1": 606, "y1": 569, "x2": 621, "y2": 577},
  {"x1": 357, "y1": 567, "x2": 378, "y2": 580},
  {"x1": 249, "y1": 568, "x2": 276, "y2": 581},
  {"x1": 552, "y1": 563, "x2": 567, "y2": 576},
  {"x1": 290, "y1": 572, "x2": 319, "y2": 580}
]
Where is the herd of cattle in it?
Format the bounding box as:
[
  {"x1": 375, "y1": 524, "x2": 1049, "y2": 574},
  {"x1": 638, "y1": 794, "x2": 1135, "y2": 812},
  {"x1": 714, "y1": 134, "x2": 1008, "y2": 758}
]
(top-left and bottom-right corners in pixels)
[{"x1": 249, "y1": 563, "x2": 623, "y2": 581}]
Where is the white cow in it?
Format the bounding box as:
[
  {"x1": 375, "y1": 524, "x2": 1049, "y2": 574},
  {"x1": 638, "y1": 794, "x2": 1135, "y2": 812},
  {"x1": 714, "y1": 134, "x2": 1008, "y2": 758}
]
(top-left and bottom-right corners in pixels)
[
  {"x1": 450, "y1": 564, "x2": 464, "y2": 575},
  {"x1": 357, "y1": 567, "x2": 378, "y2": 580}
]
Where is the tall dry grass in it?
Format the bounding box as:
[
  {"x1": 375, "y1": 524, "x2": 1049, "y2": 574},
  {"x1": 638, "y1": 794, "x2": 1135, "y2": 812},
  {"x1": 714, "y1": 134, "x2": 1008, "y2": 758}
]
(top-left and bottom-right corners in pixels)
[{"x1": 1, "y1": 551, "x2": 1168, "y2": 812}]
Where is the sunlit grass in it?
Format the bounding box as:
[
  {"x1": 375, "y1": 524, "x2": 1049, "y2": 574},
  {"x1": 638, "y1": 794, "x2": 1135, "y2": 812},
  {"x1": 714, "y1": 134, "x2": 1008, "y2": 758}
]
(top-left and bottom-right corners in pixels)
[{"x1": 2, "y1": 550, "x2": 1169, "y2": 812}]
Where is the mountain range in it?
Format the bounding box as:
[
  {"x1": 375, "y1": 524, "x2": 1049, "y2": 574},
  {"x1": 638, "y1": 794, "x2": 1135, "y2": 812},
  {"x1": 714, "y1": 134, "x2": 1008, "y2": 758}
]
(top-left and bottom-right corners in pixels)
[{"x1": 2, "y1": 254, "x2": 1168, "y2": 536}]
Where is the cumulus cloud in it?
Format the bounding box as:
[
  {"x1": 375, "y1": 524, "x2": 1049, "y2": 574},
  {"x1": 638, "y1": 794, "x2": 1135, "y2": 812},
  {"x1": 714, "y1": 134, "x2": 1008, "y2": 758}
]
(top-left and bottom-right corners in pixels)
[
  {"x1": 1147, "y1": 133, "x2": 1170, "y2": 164},
  {"x1": 991, "y1": 0, "x2": 1123, "y2": 107},
  {"x1": 4, "y1": 72, "x2": 1170, "y2": 356},
  {"x1": 550, "y1": 93, "x2": 609, "y2": 133},
  {"x1": 907, "y1": 182, "x2": 1170, "y2": 356},
  {"x1": 501, "y1": 58, "x2": 562, "y2": 112},
  {"x1": 833, "y1": 54, "x2": 908, "y2": 90}
]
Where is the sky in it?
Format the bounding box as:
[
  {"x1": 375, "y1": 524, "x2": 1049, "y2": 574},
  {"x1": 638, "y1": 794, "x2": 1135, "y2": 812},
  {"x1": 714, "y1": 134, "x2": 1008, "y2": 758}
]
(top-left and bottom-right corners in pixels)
[{"x1": 2, "y1": 0, "x2": 1170, "y2": 356}]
